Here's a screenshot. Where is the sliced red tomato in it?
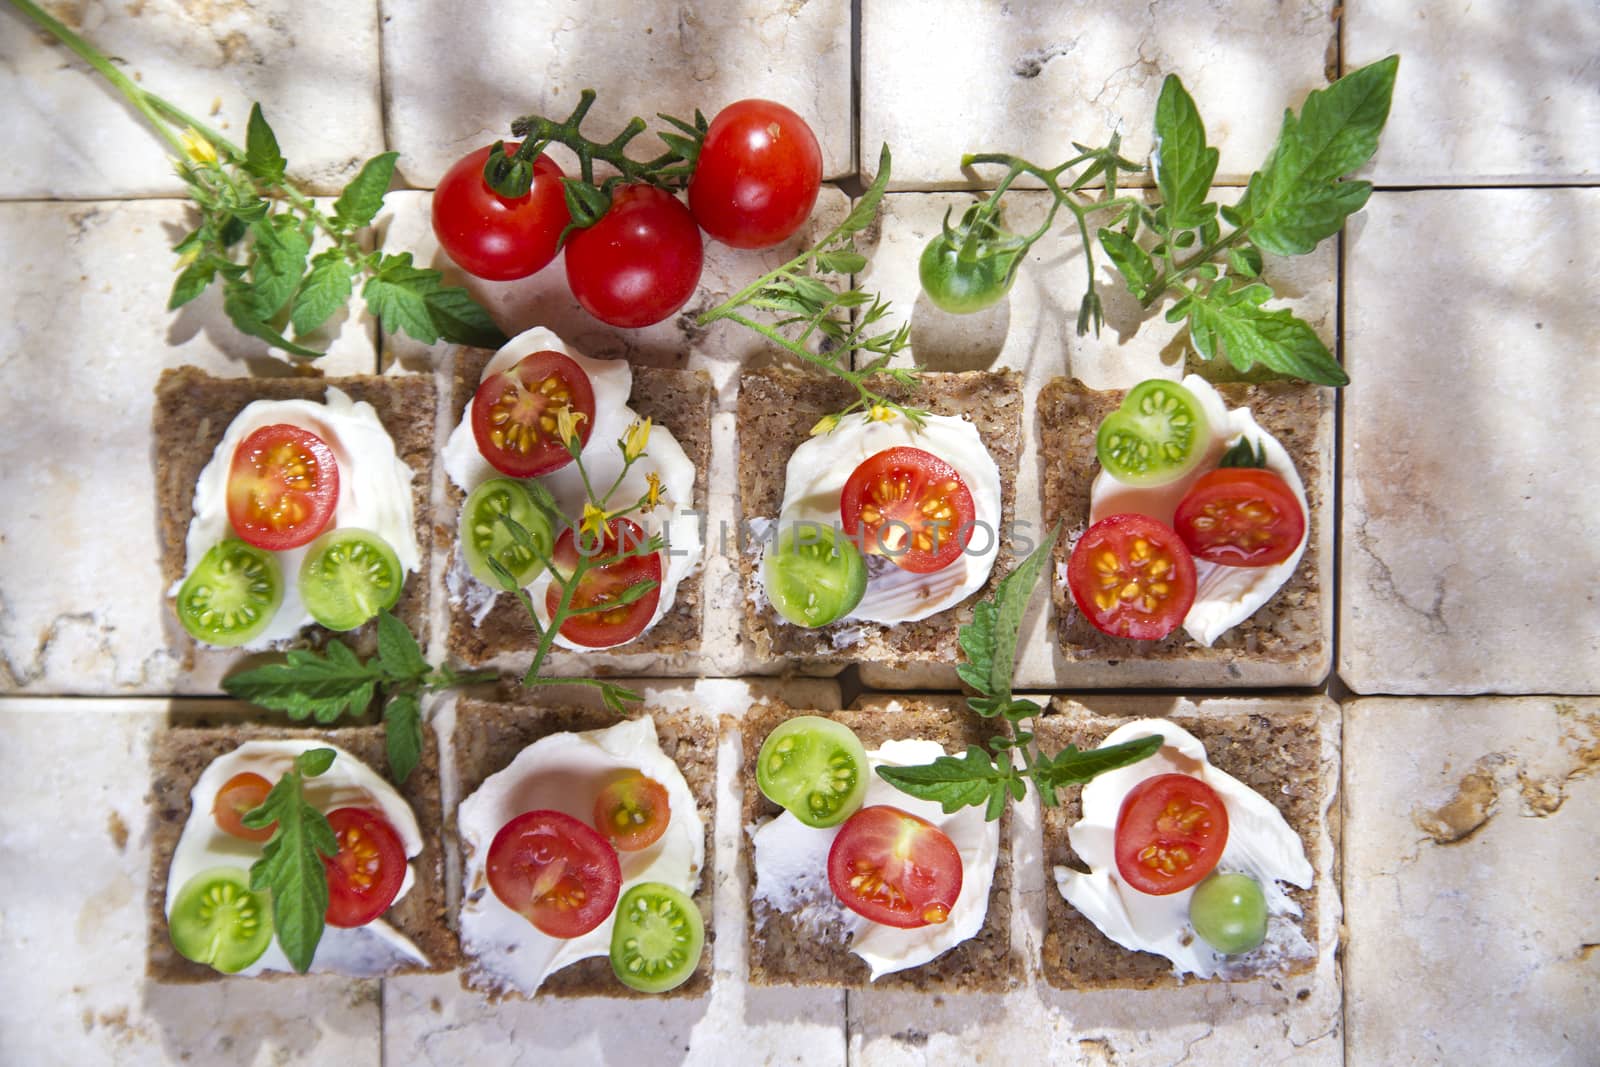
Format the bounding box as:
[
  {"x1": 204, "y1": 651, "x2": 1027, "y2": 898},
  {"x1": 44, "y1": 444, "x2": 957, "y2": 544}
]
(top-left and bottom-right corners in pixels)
[
  {"x1": 1173, "y1": 467, "x2": 1305, "y2": 567},
  {"x1": 839, "y1": 447, "x2": 976, "y2": 574},
  {"x1": 826, "y1": 805, "x2": 963, "y2": 929},
  {"x1": 1113, "y1": 773, "x2": 1230, "y2": 896},
  {"x1": 226, "y1": 424, "x2": 339, "y2": 551},
  {"x1": 1066, "y1": 513, "x2": 1196, "y2": 640},
  {"x1": 212, "y1": 771, "x2": 274, "y2": 842},
  {"x1": 486, "y1": 809, "x2": 621, "y2": 938},
  {"x1": 593, "y1": 771, "x2": 672, "y2": 851},
  {"x1": 545, "y1": 517, "x2": 662, "y2": 648},
  {"x1": 323, "y1": 807, "x2": 407, "y2": 928},
  {"x1": 470, "y1": 350, "x2": 597, "y2": 478}
]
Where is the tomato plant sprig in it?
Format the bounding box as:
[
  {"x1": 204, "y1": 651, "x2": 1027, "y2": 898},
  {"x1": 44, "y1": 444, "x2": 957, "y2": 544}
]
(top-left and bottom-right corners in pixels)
[
  {"x1": 8, "y1": 0, "x2": 505, "y2": 356},
  {"x1": 240, "y1": 748, "x2": 338, "y2": 974},
  {"x1": 699, "y1": 144, "x2": 927, "y2": 429}
]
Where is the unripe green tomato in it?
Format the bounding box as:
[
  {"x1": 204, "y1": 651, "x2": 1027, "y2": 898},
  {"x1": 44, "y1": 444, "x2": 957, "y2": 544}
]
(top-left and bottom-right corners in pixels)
[
  {"x1": 918, "y1": 235, "x2": 1016, "y2": 314},
  {"x1": 1189, "y1": 872, "x2": 1268, "y2": 955}
]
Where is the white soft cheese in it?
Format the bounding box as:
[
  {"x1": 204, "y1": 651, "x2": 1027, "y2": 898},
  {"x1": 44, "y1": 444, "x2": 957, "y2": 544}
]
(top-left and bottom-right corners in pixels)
[
  {"x1": 750, "y1": 737, "x2": 1001, "y2": 981},
  {"x1": 769, "y1": 412, "x2": 1004, "y2": 624},
  {"x1": 1053, "y1": 719, "x2": 1314, "y2": 980},
  {"x1": 441, "y1": 327, "x2": 702, "y2": 649},
  {"x1": 165, "y1": 740, "x2": 429, "y2": 977},
  {"x1": 456, "y1": 717, "x2": 704, "y2": 996},
  {"x1": 1086, "y1": 375, "x2": 1309, "y2": 646},
  {"x1": 178, "y1": 388, "x2": 421, "y2": 649}
]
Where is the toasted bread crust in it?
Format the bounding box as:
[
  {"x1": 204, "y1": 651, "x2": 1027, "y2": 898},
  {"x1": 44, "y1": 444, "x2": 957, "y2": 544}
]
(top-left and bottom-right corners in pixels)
[
  {"x1": 736, "y1": 366, "x2": 1024, "y2": 667},
  {"x1": 737, "y1": 700, "x2": 1016, "y2": 993},
  {"x1": 146, "y1": 722, "x2": 458, "y2": 982},
  {"x1": 442, "y1": 349, "x2": 712, "y2": 664},
  {"x1": 450, "y1": 698, "x2": 717, "y2": 999}
]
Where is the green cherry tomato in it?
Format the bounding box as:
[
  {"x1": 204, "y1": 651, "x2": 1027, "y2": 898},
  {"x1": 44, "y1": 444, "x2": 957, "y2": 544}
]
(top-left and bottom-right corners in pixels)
[
  {"x1": 176, "y1": 539, "x2": 283, "y2": 647},
  {"x1": 1095, "y1": 378, "x2": 1211, "y2": 486},
  {"x1": 609, "y1": 881, "x2": 705, "y2": 994},
  {"x1": 761, "y1": 523, "x2": 867, "y2": 628},
  {"x1": 918, "y1": 232, "x2": 1021, "y2": 314},
  {"x1": 1189, "y1": 872, "x2": 1269, "y2": 955},
  {"x1": 299, "y1": 528, "x2": 405, "y2": 631},
  {"x1": 168, "y1": 866, "x2": 274, "y2": 974},
  {"x1": 757, "y1": 715, "x2": 870, "y2": 828},
  {"x1": 460, "y1": 477, "x2": 553, "y2": 586}
]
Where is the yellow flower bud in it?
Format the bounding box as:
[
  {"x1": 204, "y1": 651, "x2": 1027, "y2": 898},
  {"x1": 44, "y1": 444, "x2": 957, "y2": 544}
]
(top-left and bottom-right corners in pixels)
[
  {"x1": 623, "y1": 417, "x2": 652, "y2": 461},
  {"x1": 869, "y1": 403, "x2": 898, "y2": 423},
  {"x1": 641, "y1": 471, "x2": 664, "y2": 511},
  {"x1": 179, "y1": 127, "x2": 217, "y2": 165},
  {"x1": 809, "y1": 413, "x2": 841, "y2": 436},
  {"x1": 556, "y1": 405, "x2": 589, "y2": 452}
]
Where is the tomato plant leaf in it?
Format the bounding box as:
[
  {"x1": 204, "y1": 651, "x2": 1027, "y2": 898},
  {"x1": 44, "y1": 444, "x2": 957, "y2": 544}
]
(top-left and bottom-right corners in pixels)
[
  {"x1": 289, "y1": 251, "x2": 355, "y2": 336},
  {"x1": 1099, "y1": 229, "x2": 1158, "y2": 303},
  {"x1": 243, "y1": 103, "x2": 287, "y2": 184},
  {"x1": 840, "y1": 144, "x2": 893, "y2": 237},
  {"x1": 243, "y1": 751, "x2": 339, "y2": 973},
  {"x1": 248, "y1": 215, "x2": 311, "y2": 318},
  {"x1": 383, "y1": 689, "x2": 423, "y2": 784},
  {"x1": 375, "y1": 610, "x2": 429, "y2": 683},
  {"x1": 362, "y1": 253, "x2": 441, "y2": 344},
  {"x1": 222, "y1": 281, "x2": 326, "y2": 358},
  {"x1": 222, "y1": 642, "x2": 383, "y2": 723},
  {"x1": 1151, "y1": 75, "x2": 1219, "y2": 232},
  {"x1": 956, "y1": 527, "x2": 1059, "y2": 703},
  {"x1": 332, "y1": 151, "x2": 398, "y2": 232},
  {"x1": 169, "y1": 257, "x2": 218, "y2": 310},
  {"x1": 424, "y1": 284, "x2": 509, "y2": 348},
  {"x1": 1032, "y1": 735, "x2": 1166, "y2": 807},
  {"x1": 875, "y1": 745, "x2": 1022, "y2": 821},
  {"x1": 1184, "y1": 286, "x2": 1348, "y2": 385}
]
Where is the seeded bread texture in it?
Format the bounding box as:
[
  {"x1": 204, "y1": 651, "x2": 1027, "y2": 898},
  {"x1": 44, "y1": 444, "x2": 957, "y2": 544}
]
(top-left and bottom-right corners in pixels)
[
  {"x1": 146, "y1": 722, "x2": 457, "y2": 982},
  {"x1": 443, "y1": 348, "x2": 712, "y2": 664},
  {"x1": 1036, "y1": 701, "x2": 1325, "y2": 990},
  {"x1": 736, "y1": 366, "x2": 1023, "y2": 667},
  {"x1": 451, "y1": 697, "x2": 717, "y2": 999},
  {"x1": 1039, "y1": 378, "x2": 1329, "y2": 679},
  {"x1": 152, "y1": 366, "x2": 437, "y2": 663},
  {"x1": 738, "y1": 700, "x2": 1016, "y2": 992}
]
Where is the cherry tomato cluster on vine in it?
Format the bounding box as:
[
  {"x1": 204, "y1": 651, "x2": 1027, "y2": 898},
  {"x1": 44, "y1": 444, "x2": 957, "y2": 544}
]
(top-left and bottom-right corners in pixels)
[{"x1": 431, "y1": 99, "x2": 822, "y2": 330}]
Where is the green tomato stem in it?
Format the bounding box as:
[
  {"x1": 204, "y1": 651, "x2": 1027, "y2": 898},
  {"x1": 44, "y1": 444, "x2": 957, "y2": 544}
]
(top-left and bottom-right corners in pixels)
[
  {"x1": 509, "y1": 89, "x2": 693, "y2": 190},
  {"x1": 1144, "y1": 227, "x2": 1250, "y2": 308}
]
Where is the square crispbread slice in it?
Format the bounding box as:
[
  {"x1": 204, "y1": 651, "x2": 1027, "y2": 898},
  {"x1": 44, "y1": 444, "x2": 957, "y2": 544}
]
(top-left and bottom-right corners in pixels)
[
  {"x1": 736, "y1": 366, "x2": 1023, "y2": 667},
  {"x1": 1038, "y1": 377, "x2": 1331, "y2": 685},
  {"x1": 152, "y1": 366, "x2": 437, "y2": 664},
  {"x1": 146, "y1": 721, "x2": 457, "y2": 982},
  {"x1": 1036, "y1": 698, "x2": 1332, "y2": 991},
  {"x1": 450, "y1": 697, "x2": 717, "y2": 999},
  {"x1": 737, "y1": 700, "x2": 1015, "y2": 993},
  {"x1": 442, "y1": 348, "x2": 713, "y2": 666}
]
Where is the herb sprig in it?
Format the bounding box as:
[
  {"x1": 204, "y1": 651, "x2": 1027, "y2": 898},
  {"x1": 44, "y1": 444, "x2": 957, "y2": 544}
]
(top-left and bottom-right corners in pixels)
[
  {"x1": 241, "y1": 747, "x2": 338, "y2": 974},
  {"x1": 699, "y1": 144, "x2": 926, "y2": 428},
  {"x1": 11, "y1": 0, "x2": 506, "y2": 357},
  {"x1": 876, "y1": 529, "x2": 1162, "y2": 817},
  {"x1": 222, "y1": 612, "x2": 492, "y2": 782}
]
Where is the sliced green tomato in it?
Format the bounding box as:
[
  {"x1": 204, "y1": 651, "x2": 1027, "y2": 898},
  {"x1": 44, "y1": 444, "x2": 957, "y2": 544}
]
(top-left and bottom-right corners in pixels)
[
  {"x1": 757, "y1": 715, "x2": 870, "y2": 828},
  {"x1": 1095, "y1": 379, "x2": 1211, "y2": 486},
  {"x1": 761, "y1": 523, "x2": 867, "y2": 628},
  {"x1": 176, "y1": 539, "x2": 283, "y2": 647},
  {"x1": 1189, "y1": 872, "x2": 1269, "y2": 955},
  {"x1": 168, "y1": 866, "x2": 274, "y2": 974},
  {"x1": 299, "y1": 527, "x2": 405, "y2": 631},
  {"x1": 608, "y1": 881, "x2": 704, "y2": 994},
  {"x1": 460, "y1": 477, "x2": 553, "y2": 586}
]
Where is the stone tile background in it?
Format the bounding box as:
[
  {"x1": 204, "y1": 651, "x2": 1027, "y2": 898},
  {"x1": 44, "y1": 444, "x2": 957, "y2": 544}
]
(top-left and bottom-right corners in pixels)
[{"x1": 1, "y1": 0, "x2": 1595, "y2": 1064}]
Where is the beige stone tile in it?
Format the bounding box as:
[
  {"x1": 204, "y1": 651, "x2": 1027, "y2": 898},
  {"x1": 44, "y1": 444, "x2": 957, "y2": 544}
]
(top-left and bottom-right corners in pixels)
[
  {"x1": 1346, "y1": 1, "x2": 1600, "y2": 184},
  {"x1": 1, "y1": 0, "x2": 384, "y2": 198},
  {"x1": 0, "y1": 200, "x2": 376, "y2": 695},
  {"x1": 1341, "y1": 189, "x2": 1600, "y2": 694},
  {"x1": 0, "y1": 699, "x2": 382, "y2": 1066},
  {"x1": 861, "y1": 0, "x2": 1338, "y2": 189},
  {"x1": 1344, "y1": 698, "x2": 1600, "y2": 1066},
  {"x1": 379, "y1": 0, "x2": 853, "y2": 188}
]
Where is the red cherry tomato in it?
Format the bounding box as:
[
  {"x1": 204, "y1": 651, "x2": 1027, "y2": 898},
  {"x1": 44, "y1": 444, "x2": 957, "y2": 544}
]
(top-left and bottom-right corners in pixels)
[
  {"x1": 1113, "y1": 773, "x2": 1230, "y2": 896},
  {"x1": 545, "y1": 517, "x2": 663, "y2": 649},
  {"x1": 470, "y1": 350, "x2": 597, "y2": 478},
  {"x1": 826, "y1": 805, "x2": 963, "y2": 929},
  {"x1": 486, "y1": 809, "x2": 621, "y2": 939},
  {"x1": 431, "y1": 143, "x2": 570, "y2": 281},
  {"x1": 212, "y1": 772, "x2": 274, "y2": 842},
  {"x1": 592, "y1": 771, "x2": 672, "y2": 852},
  {"x1": 1066, "y1": 513, "x2": 1197, "y2": 640},
  {"x1": 1173, "y1": 467, "x2": 1305, "y2": 567},
  {"x1": 226, "y1": 423, "x2": 339, "y2": 551},
  {"x1": 839, "y1": 447, "x2": 977, "y2": 574},
  {"x1": 323, "y1": 807, "x2": 408, "y2": 928},
  {"x1": 688, "y1": 99, "x2": 823, "y2": 250},
  {"x1": 564, "y1": 184, "x2": 704, "y2": 328}
]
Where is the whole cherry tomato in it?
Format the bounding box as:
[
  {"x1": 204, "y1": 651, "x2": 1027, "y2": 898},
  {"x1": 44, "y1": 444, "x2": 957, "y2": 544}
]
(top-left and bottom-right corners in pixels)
[
  {"x1": 432, "y1": 143, "x2": 570, "y2": 281},
  {"x1": 564, "y1": 184, "x2": 704, "y2": 328},
  {"x1": 689, "y1": 99, "x2": 822, "y2": 250}
]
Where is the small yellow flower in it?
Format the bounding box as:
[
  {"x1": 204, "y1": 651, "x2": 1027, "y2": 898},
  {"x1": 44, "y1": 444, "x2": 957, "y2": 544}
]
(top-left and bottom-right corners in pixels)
[
  {"x1": 622, "y1": 417, "x2": 652, "y2": 461},
  {"x1": 556, "y1": 405, "x2": 589, "y2": 451},
  {"x1": 869, "y1": 403, "x2": 898, "y2": 423},
  {"x1": 809, "y1": 413, "x2": 840, "y2": 436},
  {"x1": 579, "y1": 502, "x2": 609, "y2": 542},
  {"x1": 641, "y1": 471, "x2": 664, "y2": 511},
  {"x1": 179, "y1": 127, "x2": 218, "y2": 165},
  {"x1": 175, "y1": 245, "x2": 201, "y2": 269}
]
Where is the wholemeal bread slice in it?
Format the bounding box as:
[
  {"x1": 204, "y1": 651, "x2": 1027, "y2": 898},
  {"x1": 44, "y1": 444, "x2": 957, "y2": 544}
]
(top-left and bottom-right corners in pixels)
[
  {"x1": 736, "y1": 366, "x2": 1023, "y2": 668},
  {"x1": 737, "y1": 699, "x2": 1016, "y2": 992},
  {"x1": 1036, "y1": 697, "x2": 1334, "y2": 990},
  {"x1": 450, "y1": 696, "x2": 717, "y2": 999},
  {"x1": 441, "y1": 347, "x2": 713, "y2": 666},
  {"x1": 152, "y1": 366, "x2": 437, "y2": 664},
  {"x1": 146, "y1": 721, "x2": 457, "y2": 982},
  {"x1": 1038, "y1": 377, "x2": 1331, "y2": 684}
]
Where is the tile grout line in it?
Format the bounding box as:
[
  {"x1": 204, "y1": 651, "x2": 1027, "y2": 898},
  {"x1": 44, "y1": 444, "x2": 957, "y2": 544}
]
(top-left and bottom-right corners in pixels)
[{"x1": 1335, "y1": 13, "x2": 1351, "y2": 1066}]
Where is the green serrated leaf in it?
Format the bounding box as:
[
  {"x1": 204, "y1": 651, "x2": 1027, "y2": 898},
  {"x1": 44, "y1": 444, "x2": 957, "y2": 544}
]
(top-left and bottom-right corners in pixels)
[
  {"x1": 383, "y1": 689, "x2": 423, "y2": 783},
  {"x1": 840, "y1": 144, "x2": 892, "y2": 235},
  {"x1": 1218, "y1": 435, "x2": 1269, "y2": 469},
  {"x1": 375, "y1": 610, "x2": 428, "y2": 682},
  {"x1": 956, "y1": 527, "x2": 1060, "y2": 706},
  {"x1": 1099, "y1": 229, "x2": 1158, "y2": 302},
  {"x1": 1185, "y1": 289, "x2": 1347, "y2": 385},
  {"x1": 222, "y1": 281, "x2": 326, "y2": 358},
  {"x1": 875, "y1": 745, "x2": 1018, "y2": 819},
  {"x1": 244, "y1": 760, "x2": 338, "y2": 973},
  {"x1": 332, "y1": 151, "x2": 399, "y2": 232},
  {"x1": 424, "y1": 285, "x2": 508, "y2": 348},
  {"x1": 816, "y1": 250, "x2": 868, "y2": 274},
  {"x1": 243, "y1": 103, "x2": 287, "y2": 184},
  {"x1": 296, "y1": 746, "x2": 337, "y2": 777},
  {"x1": 169, "y1": 257, "x2": 218, "y2": 310},
  {"x1": 362, "y1": 253, "x2": 441, "y2": 344},
  {"x1": 1034, "y1": 735, "x2": 1164, "y2": 799},
  {"x1": 222, "y1": 642, "x2": 383, "y2": 722},
  {"x1": 1152, "y1": 75, "x2": 1220, "y2": 232},
  {"x1": 248, "y1": 215, "x2": 311, "y2": 318},
  {"x1": 1227, "y1": 245, "x2": 1264, "y2": 278},
  {"x1": 289, "y1": 252, "x2": 354, "y2": 336}
]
